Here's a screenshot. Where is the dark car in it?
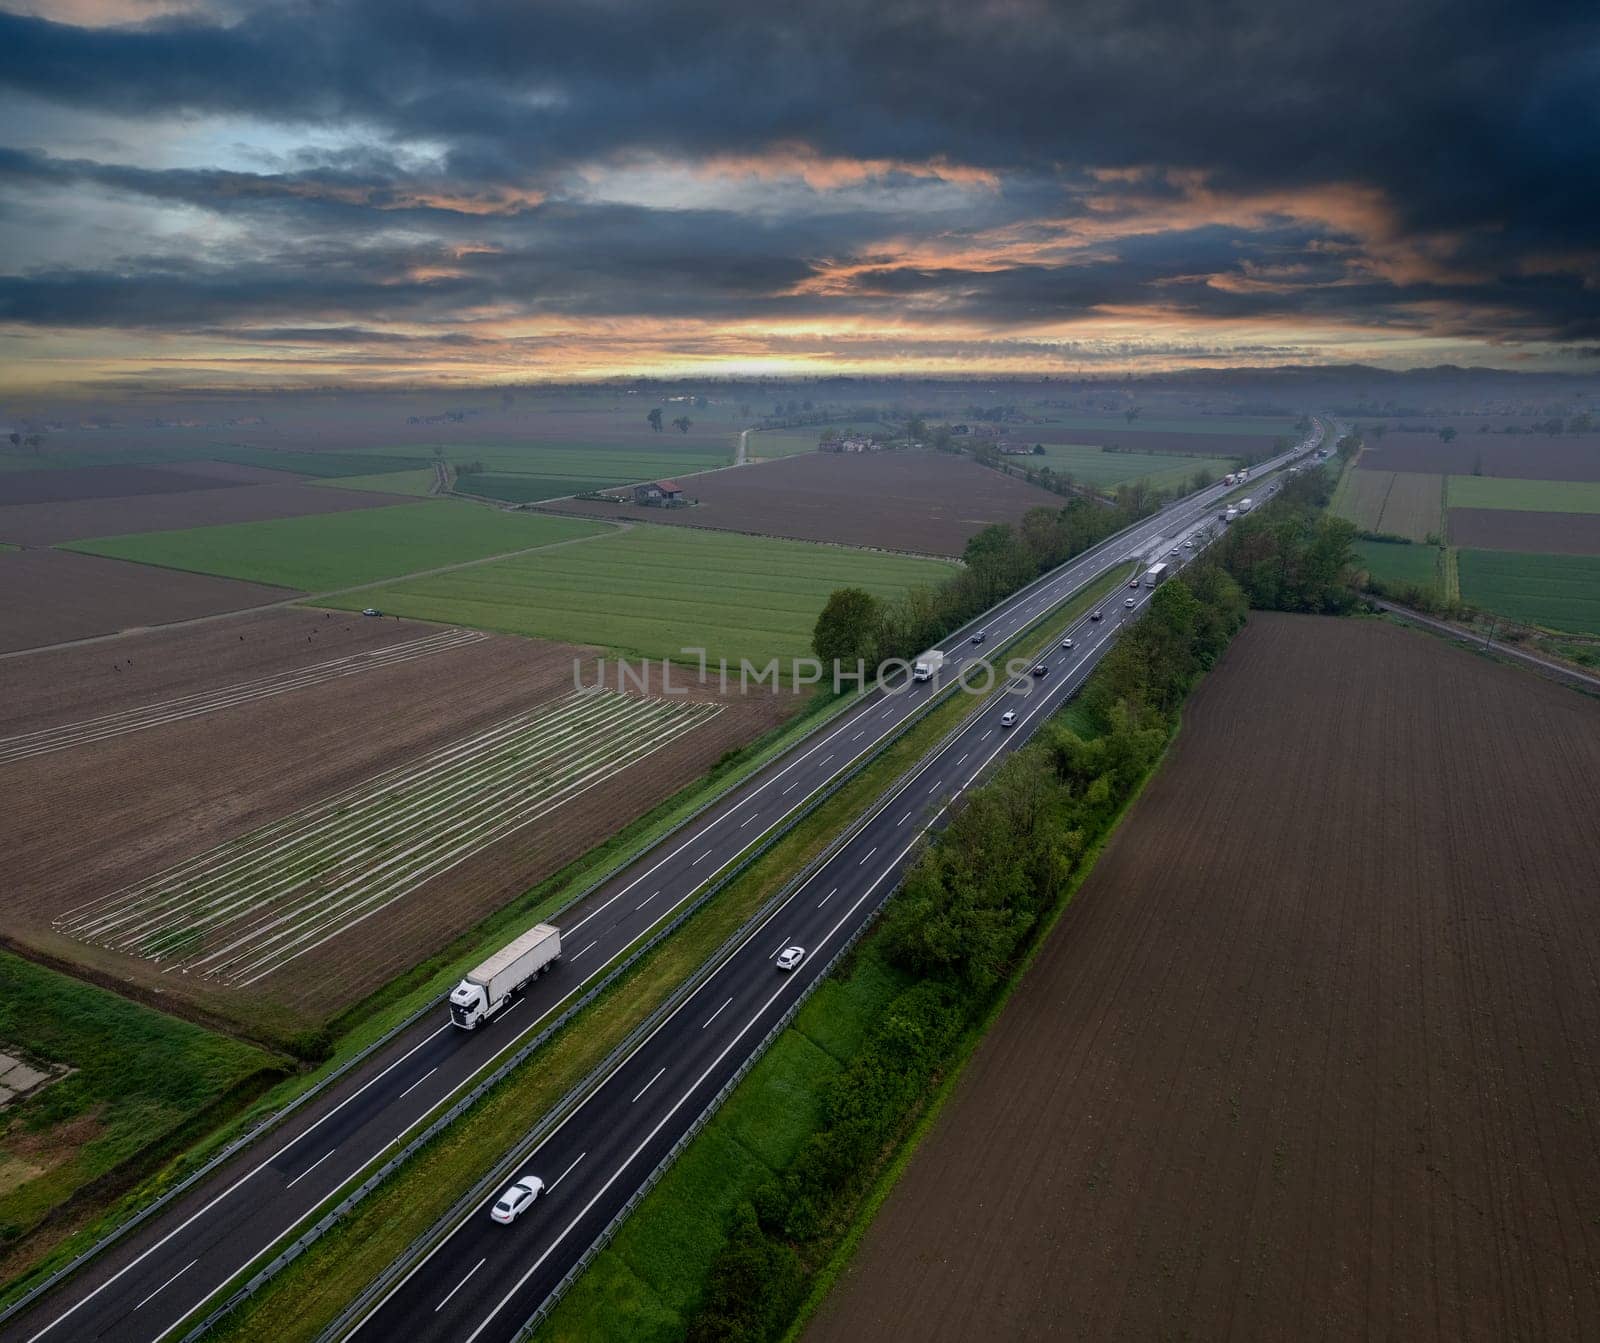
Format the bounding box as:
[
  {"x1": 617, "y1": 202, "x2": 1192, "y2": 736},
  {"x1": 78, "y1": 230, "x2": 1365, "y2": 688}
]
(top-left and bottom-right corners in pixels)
[
  {"x1": 971, "y1": 630, "x2": 987, "y2": 645},
  {"x1": 1031, "y1": 663, "x2": 1048, "y2": 677},
  {"x1": 1090, "y1": 610, "x2": 1104, "y2": 622}
]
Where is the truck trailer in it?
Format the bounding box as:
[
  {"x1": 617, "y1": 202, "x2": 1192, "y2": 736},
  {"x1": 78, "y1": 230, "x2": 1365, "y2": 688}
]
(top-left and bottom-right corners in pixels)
[
  {"x1": 1142, "y1": 562, "x2": 1170, "y2": 588},
  {"x1": 1237, "y1": 497, "x2": 1254, "y2": 514},
  {"x1": 913, "y1": 650, "x2": 945, "y2": 681},
  {"x1": 449, "y1": 923, "x2": 562, "y2": 1029}
]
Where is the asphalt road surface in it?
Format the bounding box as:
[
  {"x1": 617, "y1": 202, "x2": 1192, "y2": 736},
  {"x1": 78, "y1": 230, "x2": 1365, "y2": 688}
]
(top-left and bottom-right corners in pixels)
[{"x1": 5, "y1": 429, "x2": 1318, "y2": 1343}]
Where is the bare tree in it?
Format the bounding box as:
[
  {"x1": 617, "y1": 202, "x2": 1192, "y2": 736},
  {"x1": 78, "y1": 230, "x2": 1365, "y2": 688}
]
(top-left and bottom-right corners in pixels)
[{"x1": 672, "y1": 416, "x2": 692, "y2": 434}]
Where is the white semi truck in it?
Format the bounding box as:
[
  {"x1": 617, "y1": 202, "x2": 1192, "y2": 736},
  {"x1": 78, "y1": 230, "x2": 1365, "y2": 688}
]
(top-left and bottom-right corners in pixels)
[
  {"x1": 1142, "y1": 561, "x2": 1170, "y2": 588},
  {"x1": 1238, "y1": 497, "x2": 1255, "y2": 514},
  {"x1": 449, "y1": 923, "x2": 561, "y2": 1030},
  {"x1": 1224, "y1": 506, "x2": 1240, "y2": 523},
  {"x1": 913, "y1": 650, "x2": 945, "y2": 681}
]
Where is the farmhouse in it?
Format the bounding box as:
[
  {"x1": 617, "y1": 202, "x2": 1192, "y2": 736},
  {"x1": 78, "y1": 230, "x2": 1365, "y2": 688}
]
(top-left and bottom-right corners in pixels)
[
  {"x1": 821, "y1": 434, "x2": 881, "y2": 454},
  {"x1": 633, "y1": 479, "x2": 686, "y2": 507}
]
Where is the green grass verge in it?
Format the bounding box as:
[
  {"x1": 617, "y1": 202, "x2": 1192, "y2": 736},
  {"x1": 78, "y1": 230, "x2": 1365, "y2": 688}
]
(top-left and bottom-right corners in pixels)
[
  {"x1": 199, "y1": 563, "x2": 1130, "y2": 1343},
  {"x1": 64, "y1": 502, "x2": 610, "y2": 591},
  {"x1": 316, "y1": 526, "x2": 958, "y2": 670},
  {"x1": 1457, "y1": 549, "x2": 1600, "y2": 635},
  {"x1": 212, "y1": 450, "x2": 433, "y2": 478},
  {"x1": 1447, "y1": 475, "x2": 1600, "y2": 514},
  {"x1": 0, "y1": 954, "x2": 282, "y2": 1266}
]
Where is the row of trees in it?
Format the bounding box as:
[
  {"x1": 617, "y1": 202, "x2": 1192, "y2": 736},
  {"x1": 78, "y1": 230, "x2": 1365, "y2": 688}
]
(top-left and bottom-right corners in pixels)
[
  {"x1": 1208, "y1": 468, "x2": 1360, "y2": 614},
  {"x1": 646, "y1": 408, "x2": 694, "y2": 433},
  {"x1": 812, "y1": 495, "x2": 1166, "y2": 675},
  {"x1": 691, "y1": 567, "x2": 1250, "y2": 1342}
]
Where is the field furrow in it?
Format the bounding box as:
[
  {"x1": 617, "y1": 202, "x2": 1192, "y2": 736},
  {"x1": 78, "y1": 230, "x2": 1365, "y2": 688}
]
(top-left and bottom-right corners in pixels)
[{"x1": 54, "y1": 690, "x2": 722, "y2": 985}]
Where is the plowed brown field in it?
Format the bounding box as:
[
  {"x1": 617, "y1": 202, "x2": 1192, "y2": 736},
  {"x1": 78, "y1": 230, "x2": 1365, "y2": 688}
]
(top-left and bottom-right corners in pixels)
[
  {"x1": 0, "y1": 548, "x2": 292, "y2": 653},
  {"x1": 2, "y1": 619, "x2": 798, "y2": 1033},
  {"x1": 1447, "y1": 507, "x2": 1600, "y2": 555},
  {"x1": 808, "y1": 612, "x2": 1600, "y2": 1343},
  {"x1": 538, "y1": 450, "x2": 1064, "y2": 556},
  {"x1": 1360, "y1": 433, "x2": 1600, "y2": 480},
  {"x1": 0, "y1": 480, "x2": 412, "y2": 546}
]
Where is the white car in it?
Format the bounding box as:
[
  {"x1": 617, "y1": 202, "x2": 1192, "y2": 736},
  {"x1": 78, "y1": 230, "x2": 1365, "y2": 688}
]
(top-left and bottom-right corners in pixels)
[
  {"x1": 1124, "y1": 597, "x2": 1137, "y2": 609},
  {"x1": 490, "y1": 1175, "x2": 545, "y2": 1224},
  {"x1": 1184, "y1": 539, "x2": 1195, "y2": 548},
  {"x1": 1060, "y1": 636, "x2": 1074, "y2": 649},
  {"x1": 1128, "y1": 576, "x2": 1141, "y2": 589},
  {"x1": 1000, "y1": 709, "x2": 1018, "y2": 727},
  {"x1": 361, "y1": 607, "x2": 381, "y2": 617},
  {"x1": 775, "y1": 945, "x2": 805, "y2": 971}
]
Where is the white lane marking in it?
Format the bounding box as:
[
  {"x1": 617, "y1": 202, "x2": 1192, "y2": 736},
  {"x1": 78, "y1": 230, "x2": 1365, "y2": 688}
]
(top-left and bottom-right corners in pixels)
[
  {"x1": 858, "y1": 845, "x2": 877, "y2": 866},
  {"x1": 631, "y1": 1067, "x2": 667, "y2": 1105},
  {"x1": 981, "y1": 730, "x2": 992, "y2": 740},
  {"x1": 702, "y1": 997, "x2": 733, "y2": 1030},
  {"x1": 572, "y1": 939, "x2": 598, "y2": 961},
  {"x1": 782, "y1": 781, "x2": 799, "y2": 794},
  {"x1": 397, "y1": 1066, "x2": 438, "y2": 1102},
  {"x1": 956, "y1": 752, "x2": 968, "y2": 766},
  {"x1": 691, "y1": 849, "x2": 712, "y2": 866},
  {"x1": 927, "y1": 782, "x2": 941, "y2": 795},
  {"x1": 284, "y1": 1149, "x2": 337, "y2": 1190},
  {"x1": 21, "y1": 1017, "x2": 455, "y2": 1343},
  {"x1": 501, "y1": 998, "x2": 523, "y2": 1018},
  {"x1": 739, "y1": 813, "x2": 759, "y2": 828},
  {"x1": 818, "y1": 887, "x2": 838, "y2": 908},
  {"x1": 435, "y1": 1258, "x2": 485, "y2": 1313},
  {"x1": 549, "y1": 1152, "x2": 586, "y2": 1192},
  {"x1": 897, "y1": 812, "x2": 911, "y2": 826},
  {"x1": 819, "y1": 754, "x2": 833, "y2": 767},
  {"x1": 133, "y1": 1259, "x2": 197, "y2": 1312},
  {"x1": 635, "y1": 890, "x2": 659, "y2": 911},
  {"x1": 851, "y1": 731, "x2": 864, "y2": 742}
]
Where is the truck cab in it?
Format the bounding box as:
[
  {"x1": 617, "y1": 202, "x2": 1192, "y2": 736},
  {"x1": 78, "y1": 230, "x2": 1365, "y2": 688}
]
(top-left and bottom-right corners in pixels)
[{"x1": 450, "y1": 980, "x2": 491, "y2": 1030}]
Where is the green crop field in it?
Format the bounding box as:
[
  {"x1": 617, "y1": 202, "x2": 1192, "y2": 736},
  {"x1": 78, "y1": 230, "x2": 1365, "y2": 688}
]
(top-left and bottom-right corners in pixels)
[
  {"x1": 66, "y1": 501, "x2": 609, "y2": 591},
  {"x1": 0, "y1": 951, "x2": 279, "y2": 1248},
  {"x1": 1025, "y1": 443, "x2": 1236, "y2": 490},
  {"x1": 319, "y1": 525, "x2": 956, "y2": 668},
  {"x1": 1457, "y1": 549, "x2": 1600, "y2": 635},
  {"x1": 1447, "y1": 475, "x2": 1600, "y2": 514},
  {"x1": 1352, "y1": 539, "x2": 1440, "y2": 591},
  {"x1": 215, "y1": 449, "x2": 432, "y2": 478},
  {"x1": 453, "y1": 472, "x2": 632, "y2": 503}
]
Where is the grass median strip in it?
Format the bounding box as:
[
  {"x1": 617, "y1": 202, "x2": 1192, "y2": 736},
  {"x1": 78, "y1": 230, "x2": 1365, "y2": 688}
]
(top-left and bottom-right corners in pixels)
[{"x1": 198, "y1": 565, "x2": 1130, "y2": 1342}]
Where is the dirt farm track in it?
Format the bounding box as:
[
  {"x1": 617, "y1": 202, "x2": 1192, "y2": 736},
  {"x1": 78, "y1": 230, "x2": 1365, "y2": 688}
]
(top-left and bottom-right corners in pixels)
[{"x1": 808, "y1": 612, "x2": 1600, "y2": 1343}]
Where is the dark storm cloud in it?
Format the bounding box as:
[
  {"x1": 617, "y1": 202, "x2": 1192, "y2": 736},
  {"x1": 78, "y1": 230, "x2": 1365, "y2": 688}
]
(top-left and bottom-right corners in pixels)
[{"x1": 0, "y1": 0, "x2": 1596, "y2": 360}]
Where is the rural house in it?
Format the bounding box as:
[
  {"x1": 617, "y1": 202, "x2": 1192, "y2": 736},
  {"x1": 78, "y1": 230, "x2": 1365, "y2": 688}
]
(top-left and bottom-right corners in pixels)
[
  {"x1": 821, "y1": 434, "x2": 880, "y2": 453},
  {"x1": 634, "y1": 479, "x2": 686, "y2": 507}
]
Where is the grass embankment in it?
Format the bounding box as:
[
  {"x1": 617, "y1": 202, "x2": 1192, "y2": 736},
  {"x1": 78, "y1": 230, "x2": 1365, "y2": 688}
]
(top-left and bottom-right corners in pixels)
[
  {"x1": 64, "y1": 502, "x2": 609, "y2": 591},
  {"x1": 1025, "y1": 443, "x2": 1237, "y2": 491},
  {"x1": 317, "y1": 527, "x2": 958, "y2": 671},
  {"x1": 199, "y1": 566, "x2": 1130, "y2": 1343},
  {"x1": 0, "y1": 954, "x2": 282, "y2": 1280},
  {"x1": 313, "y1": 468, "x2": 439, "y2": 496}
]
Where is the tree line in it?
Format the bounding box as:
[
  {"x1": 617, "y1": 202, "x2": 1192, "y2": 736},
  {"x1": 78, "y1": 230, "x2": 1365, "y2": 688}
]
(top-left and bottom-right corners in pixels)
[{"x1": 691, "y1": 565, "x2": 1251, "y2": 1342}]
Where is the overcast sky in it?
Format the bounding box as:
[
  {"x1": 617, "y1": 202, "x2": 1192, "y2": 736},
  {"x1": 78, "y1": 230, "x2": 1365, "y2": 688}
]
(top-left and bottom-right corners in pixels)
[{"x1": 1, "y1": 0, "x2": 1597, "y2": 393}]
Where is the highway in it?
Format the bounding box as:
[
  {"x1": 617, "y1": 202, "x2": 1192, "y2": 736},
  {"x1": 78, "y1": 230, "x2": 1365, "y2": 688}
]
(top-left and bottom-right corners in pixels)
[
  {"x1": 349, "y1": 489, "x2": 1247, "y2": 1342},
  {"x1": 3, "y1": 426, "x2": 1318, "y2": 1343}
]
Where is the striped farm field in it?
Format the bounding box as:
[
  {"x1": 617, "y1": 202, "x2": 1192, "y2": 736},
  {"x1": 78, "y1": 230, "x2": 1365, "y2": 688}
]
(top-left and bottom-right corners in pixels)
[
  {"x1": 54, "y1": 690, "x2": 722, "y2": 988},
  {"x1": 1335, "y1": 469, "x2": 1442, "y2": 540},
  {"x1": 1333, "y1": 469, "x2": 1390, "y2": 531},
  {"x1": 0, "y1": 628, "x2": 485, "y2": 766},
  {"x1": 1457, "y1": 550, "x2": 1600, "y2": 636}
]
